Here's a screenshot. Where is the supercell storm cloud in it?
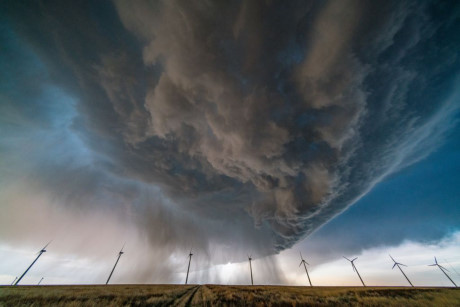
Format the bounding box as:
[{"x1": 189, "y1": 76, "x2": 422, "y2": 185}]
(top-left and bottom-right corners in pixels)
[{"x1": 1, "y1": 0, "x2": 459, "y2": 272}]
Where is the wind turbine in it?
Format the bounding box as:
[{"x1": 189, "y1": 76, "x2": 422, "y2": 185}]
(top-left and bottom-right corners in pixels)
[
  {"x1": 428, "y1": 257, "x2": 457, "y2": 287},
  {"x1": 106, "y1": 245, "x2": 124, "y2": 285},
  {"x1": 343, "y1": 256, "x2": 366, "y2": 287},
  {"x1": 185, "y1": 249, "x2": 193, "y2": 285},
  {"x1": 248, "y1": 255, "x2": 254, "y2": 285},
  {"x1": 299, "y1": 252, "x2": 313, "y2": 286},
  {"x1": 11, "y1": 277, "x2": 18, "y2": 286},
  {"x1": 14, "y1": 241, "x2": 51, "y2": 286},
  {"x1": 389, "y1": 255, "x2": 413, "y2": 287},
  {"x1": 38, "y1": 277, "x2": 44, "y2": 285}
]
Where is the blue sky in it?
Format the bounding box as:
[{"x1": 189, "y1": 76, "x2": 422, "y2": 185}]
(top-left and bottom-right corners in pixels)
[{"x1": 304, "y1": 124, "x2": 460, "y2": 254}]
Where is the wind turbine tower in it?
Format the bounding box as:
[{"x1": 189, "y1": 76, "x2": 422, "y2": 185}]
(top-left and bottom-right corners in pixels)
[
  {"x1": 428, "y1": 257, "x2": 457, "y2": 287},
  {"x1": 343, "y1": 256, "x2": 366, "y2": 287},
  {"x1": 185, "y1": 250, "x2": 193, "y2": 284},
  {"x1": 106, "y1": 245, "x2": 124, "y2": 285},
  {"x1": 14, "y1": 241, "x2": 51, "y2": 286},
  {"x1": 389, "y1": 255, "x2": 413, "y2": 287},
  {"x1": 11, "y1": 277, "x2": 18, "y2": 286},
  {"x1": 299, "y1": 252, "x2": 313, "y2": 286},
  {"x1": 248, "y1": 255, "x2": 254, "y2": 285}
]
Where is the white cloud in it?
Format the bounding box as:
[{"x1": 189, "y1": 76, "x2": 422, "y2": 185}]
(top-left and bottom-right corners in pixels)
[
  {"x1": 278, "y1": 231, "x2": 460, "y2": 287},
  {"x1": 3, "y1": 232, "x2": 459, "y2": 286}
]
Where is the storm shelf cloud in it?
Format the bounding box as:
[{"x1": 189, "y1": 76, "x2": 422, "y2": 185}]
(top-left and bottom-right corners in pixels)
[{"x1": 0, "y1": 0, "x2": 459, "y2": 282}]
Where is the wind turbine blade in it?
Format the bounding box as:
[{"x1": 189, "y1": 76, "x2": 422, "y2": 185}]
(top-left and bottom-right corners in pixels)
[
  {"x1": 42, "y1": 240, "x2": 52, "y2": 250},
  {"x1": 343, "y1": 256, "x2": 351, "y2": 262},
  {"x1": 399, "y1": 263, "x2": 407, "y2": 267},
  {"x1": 434, "y1": 257, "x2": 438, "y2": 264},
  {"x1": 352, "y1": 257, "x2": 357, "y2": 262},
  {"x1": 389, "y1": 254, "x2": 396, "y2": 262},
  {"x1": 37, "y1": 240, "x2": 53, "y2": 255},
  {"x1": 299, "y1": 261, "x2": 303, "y2": 267},
  {"x1": 300, "y1": 252, "x2": 303, "y2": 260},
  {"x1": 392, "y1": 263, "x2": 397, "y2": 269},
  {"x1": 428, "y1": 264, "x2": 437, "y2": 266},
  {"x1": 439, "y1": 265, "x2": 449, "y2": 272},
  {"x1": 306, "y1": 262, "x2": 309, "y2": 265},
  {"x1": 36, "y1": 240, "x2": 52, "y2": 255}
]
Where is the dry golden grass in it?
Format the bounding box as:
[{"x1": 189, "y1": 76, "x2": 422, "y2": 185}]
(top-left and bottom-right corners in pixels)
[{"x1": 1, "y1": 285, "x2": 459, "y2": 306}]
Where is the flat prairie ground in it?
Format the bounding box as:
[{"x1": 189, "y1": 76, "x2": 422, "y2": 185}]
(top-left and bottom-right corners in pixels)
[{"x1": 0, "y1": 284, "x2": 459, "y2": 306}]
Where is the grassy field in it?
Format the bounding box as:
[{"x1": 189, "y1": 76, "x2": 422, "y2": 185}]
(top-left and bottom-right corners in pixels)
[{"x1": 0, "y1": 285, "x2": 459, "y2": 306}]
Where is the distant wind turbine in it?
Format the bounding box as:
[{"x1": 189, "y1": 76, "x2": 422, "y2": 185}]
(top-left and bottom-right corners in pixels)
[
  {"x1": 248, "y1": 255, "x2": 254, "y2": 285},
  {"x1": 428, "y1": 257, "x2": 457, "y2": 287},
  {"x1": 185, "y1": 249, "x2": 193, "y2": 284},
  {"x1": 106, "y1": 245, "x2": 124, "y2": 285},
  {"x1": 299, "y1": 252, "x2": 312, "y2": 286},
  {"x1": 343, "y1": 256, "x2": 366, "y2": 287},
  {"x1": 38, "y1": 277, "x2": 44, "y2": 285},
  {"x1": 389, "y1": 255, "x2": 413, "y2": 287},
  {"x1": 14, "y1": 241, "x2": 51, "y2": 286}
]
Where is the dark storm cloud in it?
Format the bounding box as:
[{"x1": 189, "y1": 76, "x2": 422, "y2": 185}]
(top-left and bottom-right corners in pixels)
[{"x1": 1, "y1": 0, "x2": 459, "y2": 271}]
